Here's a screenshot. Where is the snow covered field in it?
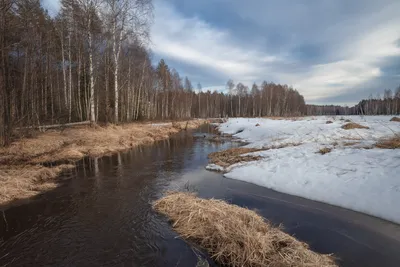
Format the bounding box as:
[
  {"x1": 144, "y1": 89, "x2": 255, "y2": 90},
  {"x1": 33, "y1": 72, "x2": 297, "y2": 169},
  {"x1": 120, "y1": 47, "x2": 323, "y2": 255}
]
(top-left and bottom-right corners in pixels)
[{"x1": 209, "y1": 116, "x2": 400, "y2": 224}]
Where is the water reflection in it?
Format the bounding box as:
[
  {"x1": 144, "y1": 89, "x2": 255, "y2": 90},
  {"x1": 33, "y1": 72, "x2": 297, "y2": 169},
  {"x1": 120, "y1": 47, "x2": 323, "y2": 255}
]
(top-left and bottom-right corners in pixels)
[{"x1": 0, "y1": 126, "x2": 228, "y2": 267}]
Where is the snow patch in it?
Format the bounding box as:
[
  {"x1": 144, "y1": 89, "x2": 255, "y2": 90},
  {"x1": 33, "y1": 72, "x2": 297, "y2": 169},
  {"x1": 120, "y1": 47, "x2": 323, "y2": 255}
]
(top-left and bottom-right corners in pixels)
[
  {"x1": 206, "y1": 164, "x2": 224, "y2": 172},
  {"x1": 218, "y1": 116, "x2": 400, "y2": 224}
]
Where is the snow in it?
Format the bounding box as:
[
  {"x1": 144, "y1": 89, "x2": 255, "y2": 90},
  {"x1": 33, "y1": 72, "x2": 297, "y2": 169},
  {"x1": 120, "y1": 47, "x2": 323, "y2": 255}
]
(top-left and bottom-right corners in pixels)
[
  {"x1": 205, "y1": 164, "x2": 224, "y2": 172},
  {"x1": 214, "y1": 116, "x2": 400, "y2": 224},
  {"x1": 149, "y1": 122, "x2": 172, "y2": 127}
]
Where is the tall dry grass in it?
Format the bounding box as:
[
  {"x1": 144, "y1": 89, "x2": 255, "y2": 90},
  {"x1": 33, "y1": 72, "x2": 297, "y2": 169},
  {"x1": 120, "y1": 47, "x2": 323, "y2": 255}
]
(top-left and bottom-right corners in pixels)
[
  {"x1": 0, "y1": 164, "x2": 74, "y2": 206},
  {"x1": 153, "y1": 192, "x2": 337, "y2": 267},
  {"x1": 375, "y1": 136, "x2": 400, "y2": 149},
  {"x1": 0, "y1": 120, "x2": 206, "y2": 207}
]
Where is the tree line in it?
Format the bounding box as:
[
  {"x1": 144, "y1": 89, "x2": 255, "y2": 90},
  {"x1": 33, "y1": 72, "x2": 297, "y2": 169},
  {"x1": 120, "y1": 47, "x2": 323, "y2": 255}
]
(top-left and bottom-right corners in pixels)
[
  {"x1": 0, "y1": 0, "x2": 307, "y2": 146},
  {"x1": 6, "y1": 0, "x2": 397, "y2": 147},
  {"x1": 306, "y1": 86, "x2": 400, "y2": 116}
]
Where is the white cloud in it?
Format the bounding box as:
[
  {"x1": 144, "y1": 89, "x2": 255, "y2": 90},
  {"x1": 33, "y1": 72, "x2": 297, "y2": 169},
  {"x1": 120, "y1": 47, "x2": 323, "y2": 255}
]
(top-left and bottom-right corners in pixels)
[
  {"x1": 152, "y1": 0, "x2": 400, "y2": 105},
  {"x1": 151, "y1": 1, "x2": 280, "y2": 82},
  {"x1": 289, "y1": 22, "x2": 400, "y2": 100}
]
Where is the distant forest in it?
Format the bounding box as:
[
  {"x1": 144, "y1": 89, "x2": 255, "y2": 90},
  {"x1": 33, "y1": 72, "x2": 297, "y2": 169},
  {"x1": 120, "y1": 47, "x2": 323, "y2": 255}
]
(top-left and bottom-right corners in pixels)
[
  {"x1": 306, "y1": 87, "x2": 400, "y2": 116},
  {"x1": 0, "y1": 0, "x2": 399, "y2": 146}
]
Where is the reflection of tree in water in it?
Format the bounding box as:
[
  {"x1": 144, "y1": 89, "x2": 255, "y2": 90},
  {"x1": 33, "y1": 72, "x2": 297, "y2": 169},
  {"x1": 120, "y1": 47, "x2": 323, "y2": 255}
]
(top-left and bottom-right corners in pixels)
[{"x1": 0, "y1": 126, "x2": 232, "y2": 267}]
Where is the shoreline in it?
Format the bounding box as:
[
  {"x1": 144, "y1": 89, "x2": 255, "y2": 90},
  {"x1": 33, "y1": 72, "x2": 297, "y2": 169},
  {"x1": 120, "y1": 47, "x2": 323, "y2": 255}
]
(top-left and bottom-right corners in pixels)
[
  {"x1": 206, "y1": 116, "x2": 400, "y2": 224},
  {"x1": 0, "y1": 119, "x2": 207, "y2": 209}
]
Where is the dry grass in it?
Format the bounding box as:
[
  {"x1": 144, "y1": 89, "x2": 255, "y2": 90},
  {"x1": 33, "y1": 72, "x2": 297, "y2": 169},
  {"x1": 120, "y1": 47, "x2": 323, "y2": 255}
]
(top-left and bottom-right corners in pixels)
[
  {"x1": 318, "y1": 147, "x2": 332, "y2": 155},
  {"x1": 209, "y1": 118, "x2": 226, "y2": 123},
  {"x1": 0, "y1": 164, "x2": 74, "y2": 207},
  {"x1": 326, "y1": 121, "x2": 333, "y2": 124},
  {"x1": 375, "y1": 136, "x2": 400, "y2": 149},
  {"x1": 208, "y1": 147, "x2": 262, "y2": 168},
  {"x1": 262, "y1": 142, "x2": 301, "y2": 150},
  {"x1": 0, "y1": 120, "x2": 206, "y2": 207},
  {"x1": 208, "y1": 143, "x2": 301, "y2": 168},
  {"x1": 341, "y1": 122, "x2": 369, "y2": 130},
  {"x1": 390, "y1": 117, "x2": 400, "y2": 122},
  {"x1": 153, "y1": 192, "x2": 337, "y2": 267},
  {"x1": 343, "y1": 141, "x2": 360, "y2": 146}
]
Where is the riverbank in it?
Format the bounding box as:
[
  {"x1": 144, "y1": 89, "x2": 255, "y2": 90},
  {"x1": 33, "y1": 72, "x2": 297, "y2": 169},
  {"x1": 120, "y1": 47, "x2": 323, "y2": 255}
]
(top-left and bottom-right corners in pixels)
[
  {"x1": 154, "y1": 192, "x2": 337, "y2": 267},
  {"x1": 0, "y1": 120, "x2": 206, "y2": 208},
  {"x1": 207, "y1": 116, "x2": 400, "y2": 224}
]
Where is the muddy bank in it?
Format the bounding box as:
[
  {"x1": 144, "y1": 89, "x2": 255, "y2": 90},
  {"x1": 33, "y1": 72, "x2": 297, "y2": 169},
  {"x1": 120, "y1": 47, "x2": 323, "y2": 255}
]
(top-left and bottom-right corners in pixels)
[{"x1": 0, "y1": 120, "x2": 206, "y2": 208}]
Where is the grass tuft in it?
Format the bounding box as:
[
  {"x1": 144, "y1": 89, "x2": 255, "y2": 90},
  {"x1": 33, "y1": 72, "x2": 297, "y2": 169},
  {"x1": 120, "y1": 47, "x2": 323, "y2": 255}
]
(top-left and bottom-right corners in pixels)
[
  {"x1": 341, "y1": 123, "x2": 369, "y2": 130},
  {"x1": 390, "y1": 117, "x2": 400, "y2": 122},
  {"x1": 343, "y1": 142, "x2": 360, "y2": 147},
  {"x1": 326, "y1": 121, "x2": 333, "y2": 124},
  {"x1": 209, "y1": 143, "x2": 301, "y2": 168},
  {"x1": 375, "y1": 136, "x2": 400, "y2": 149},
  {"x1": 318, "y1": 147, "x2": 332, "y2": 155},
  {"x1": 153, "y1": 192, "x2": 337, "y2": 267},
  {"x1": 208, "y1": 147, "x2": 262, "y2": 168}
]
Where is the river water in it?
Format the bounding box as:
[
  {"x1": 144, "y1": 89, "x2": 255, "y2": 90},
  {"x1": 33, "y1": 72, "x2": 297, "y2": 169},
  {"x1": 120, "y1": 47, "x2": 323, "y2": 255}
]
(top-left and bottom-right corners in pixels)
[{"x1": 1, "y1": 125, "x2": 400, "y2": 267}]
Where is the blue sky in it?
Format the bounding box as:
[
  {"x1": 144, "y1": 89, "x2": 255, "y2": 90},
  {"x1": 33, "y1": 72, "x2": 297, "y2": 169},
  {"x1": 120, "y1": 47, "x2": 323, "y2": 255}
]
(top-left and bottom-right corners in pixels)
[{"x1": 42, "y1": 0, "x2": 400, "y2": 105}]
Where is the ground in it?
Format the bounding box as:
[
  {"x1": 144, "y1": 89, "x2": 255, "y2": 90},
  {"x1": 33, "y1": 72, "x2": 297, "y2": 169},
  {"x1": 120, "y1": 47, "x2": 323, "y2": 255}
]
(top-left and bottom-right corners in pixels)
[{"x1": 208, "y1": 116, "x2": 400, "y2": 224}]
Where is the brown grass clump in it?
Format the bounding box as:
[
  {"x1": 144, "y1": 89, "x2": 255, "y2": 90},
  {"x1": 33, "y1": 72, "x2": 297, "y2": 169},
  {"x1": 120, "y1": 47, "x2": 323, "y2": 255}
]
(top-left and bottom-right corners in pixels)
[
  {"x1": 208, "y1": 143, "x2": 301, "y2": 170},
  {"x1": 326, "y1": 121, "x2": 333, "y2": 124},
  {"x1": 343, "y1": 142, "x2": 360, "y2": 146},
  {"x1": 375, "y1": 136, "x2": 400, "y2": 149},
  {"x1": 262, "y1": 142, "x2": 301, "y2": 150},
  {"x1": 318, "y1": 147, "x2": 332, "y2": 155},
  {"x1": 153, "y1": 192, "x2": 337, "y2": 267},
  {"x1": 390, "y1": 117, "x2": 400, "y2": 122},
  {"x1": 341, "y1": 122, "x2": 369, "y2": 130},
  {"x1": 0, "y1": 164, "x2": 74, "y2": 207},
  {"x1": 0, "y1": 119, "x2": 206, "y2": 207},
  {"x1": 255, "y1": 123, "x2": 260, "y2": 127},
  {"x1": 208, "y1": 147, "x2": 262, "y2": 168}
]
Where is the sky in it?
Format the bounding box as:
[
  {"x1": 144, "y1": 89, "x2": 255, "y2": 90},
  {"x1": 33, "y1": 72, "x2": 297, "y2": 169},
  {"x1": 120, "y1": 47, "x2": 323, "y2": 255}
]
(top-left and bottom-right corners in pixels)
[{"x1": 42, "y1": 0, "x2": 400, "y2": 105}]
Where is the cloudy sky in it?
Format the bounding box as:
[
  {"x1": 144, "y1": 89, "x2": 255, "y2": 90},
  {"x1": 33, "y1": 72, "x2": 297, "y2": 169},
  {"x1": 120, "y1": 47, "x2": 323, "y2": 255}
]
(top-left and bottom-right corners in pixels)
[
  {"x1": 42, "y1": 0, "x2": 400, "y2": 105},
  {"x1": 151, "y1": 0, "x2": 400, "y2": 105}
]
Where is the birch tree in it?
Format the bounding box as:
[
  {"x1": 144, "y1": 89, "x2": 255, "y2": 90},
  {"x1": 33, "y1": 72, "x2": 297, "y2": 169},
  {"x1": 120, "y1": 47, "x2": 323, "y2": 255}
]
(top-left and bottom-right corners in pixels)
[{"x1": 103, "y1": 0, "x2": 152, "y2": 123}]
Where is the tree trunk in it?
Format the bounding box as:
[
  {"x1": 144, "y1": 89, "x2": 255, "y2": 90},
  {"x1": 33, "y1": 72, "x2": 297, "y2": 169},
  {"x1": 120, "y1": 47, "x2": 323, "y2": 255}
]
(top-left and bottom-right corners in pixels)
[{"x1": 88, "y1": 18, "x2": 96, "y2": 124}]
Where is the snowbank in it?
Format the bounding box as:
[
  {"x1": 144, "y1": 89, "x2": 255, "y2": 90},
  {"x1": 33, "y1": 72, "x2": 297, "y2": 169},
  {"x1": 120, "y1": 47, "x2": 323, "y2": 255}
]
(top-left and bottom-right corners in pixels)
[{"x1": 215, "y1": 116, "x2": 400, "y2": 224}]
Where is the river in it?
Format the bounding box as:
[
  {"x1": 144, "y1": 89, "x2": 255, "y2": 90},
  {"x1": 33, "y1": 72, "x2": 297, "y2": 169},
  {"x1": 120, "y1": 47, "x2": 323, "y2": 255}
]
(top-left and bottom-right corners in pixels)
[{"x1": 1, "y1": 124, "x2": 400, "y2": 267}]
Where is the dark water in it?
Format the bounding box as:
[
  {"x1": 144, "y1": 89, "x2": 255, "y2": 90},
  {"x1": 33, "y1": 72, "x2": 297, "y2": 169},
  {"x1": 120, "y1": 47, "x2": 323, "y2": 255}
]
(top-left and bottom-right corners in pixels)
[{"x1": 1, "y1": 125, "x2": 400, "y2": 267}]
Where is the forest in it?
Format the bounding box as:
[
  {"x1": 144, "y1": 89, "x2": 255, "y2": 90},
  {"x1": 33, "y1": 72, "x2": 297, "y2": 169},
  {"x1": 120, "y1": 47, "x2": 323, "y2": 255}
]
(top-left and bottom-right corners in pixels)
[
  {"x1": 0, "y1": 0, "x2": 306, "y2": 146},
  {"x1": 1, "y1": 0, "x2": 399, "y2": 146},
  {"x1": 306, "y1": 87, "x2": 400, "y2": 116}
]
